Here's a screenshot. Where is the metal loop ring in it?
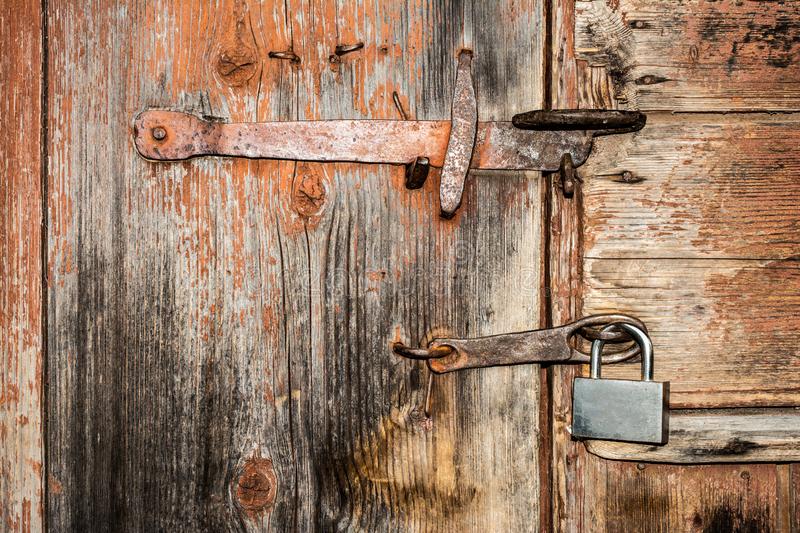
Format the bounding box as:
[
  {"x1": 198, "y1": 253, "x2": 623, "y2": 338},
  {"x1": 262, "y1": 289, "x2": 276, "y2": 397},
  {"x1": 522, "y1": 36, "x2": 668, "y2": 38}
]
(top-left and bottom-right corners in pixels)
[
  {"x1": 567, "y1": 314, "x2": 648, "y2": 364},
  {"x1": 392, "y1": 342, "x2": 454, "y2": 361},
  {"x1": 578, "y1": 324, "x2": 634, "y2": 343},
  {"x1": 590, "y1": 323, "x2": 653, "y2": 380}
]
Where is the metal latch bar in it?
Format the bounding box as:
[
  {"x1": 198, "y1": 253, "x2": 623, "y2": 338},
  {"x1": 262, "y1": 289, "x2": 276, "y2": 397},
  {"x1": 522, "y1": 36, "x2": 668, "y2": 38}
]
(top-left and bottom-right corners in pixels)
[{"x1": 133, "y1": 51, "x2": 645, "y2": 216}]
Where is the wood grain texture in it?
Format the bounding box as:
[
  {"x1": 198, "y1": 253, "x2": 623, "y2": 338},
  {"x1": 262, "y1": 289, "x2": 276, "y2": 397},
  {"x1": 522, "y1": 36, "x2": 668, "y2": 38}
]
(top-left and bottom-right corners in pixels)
[
  {"x1": 579, "y1": 113, "x2": 800, "y2": 407},
  {"x1": 583, "y1": 257, "x2": 800, "y2": 408},
  {"x1": 573, "y1": 0, "x2": 800, "y2": 112},
  {"x1": 793, "y1": 464, "x2": 800, "y2": 532},
  {"x1": 548, "y1": 0, "x2": 799, "y2": 529},
  {"x1": 45, "y1": 0, "x2": 545, "y2": 530},
  {"x1": 582, "y1": 113, "x2": 800, "y2": 260},
  {"x1": 0, "y1": 2, "x2": 44, "y2": 531},
  {"x1": 586, "y1": 409, "x2": 800, "y2": 463}
]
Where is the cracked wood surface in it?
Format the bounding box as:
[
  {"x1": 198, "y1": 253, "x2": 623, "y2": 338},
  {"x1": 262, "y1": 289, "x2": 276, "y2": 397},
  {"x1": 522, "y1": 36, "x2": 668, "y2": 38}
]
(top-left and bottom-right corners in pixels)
[
  {"x1": 45, "y1": 0, "x2": 546, "y2": 530},
  {"x1": 0, "y1": 1, "x2": 44, "y2": 531},
  {"x1": 572, "y1": 0, "x2": 800, "y2": 111}
]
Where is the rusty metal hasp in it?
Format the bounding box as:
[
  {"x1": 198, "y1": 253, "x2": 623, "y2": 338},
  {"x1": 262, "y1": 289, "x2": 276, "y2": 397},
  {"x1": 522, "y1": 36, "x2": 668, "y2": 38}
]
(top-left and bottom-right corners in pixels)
[
  {"x1": 133, "y1": 50, "x2": 645, "y2": 217},
  {"x1": 392, "y1": 314, "x2": 648, "y2": 374}
]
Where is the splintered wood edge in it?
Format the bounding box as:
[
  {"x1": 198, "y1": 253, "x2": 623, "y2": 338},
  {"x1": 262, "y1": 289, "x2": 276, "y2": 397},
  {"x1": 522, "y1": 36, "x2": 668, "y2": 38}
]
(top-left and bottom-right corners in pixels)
[{"x1": 583, "y1": 409, "x2": 800, "y2": 463}]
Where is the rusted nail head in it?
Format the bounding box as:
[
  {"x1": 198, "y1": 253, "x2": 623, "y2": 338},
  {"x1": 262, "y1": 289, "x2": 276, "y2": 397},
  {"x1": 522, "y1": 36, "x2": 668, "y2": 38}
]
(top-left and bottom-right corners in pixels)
[
  {"x1": 152, "y1": 126, "x2": 167, "y2": 141},
  {"x1": 268, "y1": 50, "x2": 301, "y2": 63}
]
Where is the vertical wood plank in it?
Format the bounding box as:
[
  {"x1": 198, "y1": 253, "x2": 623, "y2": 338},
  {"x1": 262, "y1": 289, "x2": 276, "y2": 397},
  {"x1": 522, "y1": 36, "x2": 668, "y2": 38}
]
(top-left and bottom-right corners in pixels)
[
  {"x1": 0, "y1": 2, "x2": 44, "y2": 531},
  {"x1": 46, "y1": 1, "x2": 546, "y2": 530}
]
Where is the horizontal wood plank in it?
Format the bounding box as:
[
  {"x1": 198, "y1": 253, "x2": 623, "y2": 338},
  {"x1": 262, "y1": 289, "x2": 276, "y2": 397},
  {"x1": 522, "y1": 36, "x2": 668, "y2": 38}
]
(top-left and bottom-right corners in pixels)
[
  {"x1": 574, "y1": 0, "x2": 800, "y2": 111},
  {"x1": 584, "y1": 257, "x2": 800, "y2": 408},
  {"x1": 581, "y1": 113, "x2": 800, "y2": 260},
  {"x1": 595, "y1": 461, "x2": 783, "y2": 532},
  {"x1": 586, "y1": 409, "x2": 800, "y2": 463}
]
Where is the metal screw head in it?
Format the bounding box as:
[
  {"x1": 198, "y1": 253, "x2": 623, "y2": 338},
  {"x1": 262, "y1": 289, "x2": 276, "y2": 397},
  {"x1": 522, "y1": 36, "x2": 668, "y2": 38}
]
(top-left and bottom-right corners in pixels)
[{"x1": 152, "y1": 126, "x2": 167, "y2": 141}]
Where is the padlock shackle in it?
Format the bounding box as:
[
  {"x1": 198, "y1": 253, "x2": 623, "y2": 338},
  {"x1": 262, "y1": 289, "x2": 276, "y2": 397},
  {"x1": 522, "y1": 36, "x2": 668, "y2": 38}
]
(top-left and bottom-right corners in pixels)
[{"x1": 590, "y1": 323, "x2": 653, "y2": 381}]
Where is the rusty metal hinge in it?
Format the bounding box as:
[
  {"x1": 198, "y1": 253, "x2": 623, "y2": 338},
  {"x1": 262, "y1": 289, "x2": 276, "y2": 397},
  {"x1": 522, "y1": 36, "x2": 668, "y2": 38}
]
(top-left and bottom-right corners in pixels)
[{"x1": 133, "y1": 50, "x2": 645, "y2": 217}]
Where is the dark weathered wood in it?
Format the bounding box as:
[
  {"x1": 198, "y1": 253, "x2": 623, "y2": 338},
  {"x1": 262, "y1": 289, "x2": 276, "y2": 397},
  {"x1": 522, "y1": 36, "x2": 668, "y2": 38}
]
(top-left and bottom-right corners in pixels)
[
  {"x1": 793, "y1": 464, "x2": 800, "y2": 532},
  {"x1": 0, "y1": 2, "x2": 44, "y2": 531},
  {"x1": 45, "y1": 0, "x2": 546, "y2": 530},
  {"x1": 573, "y1": 0, "x2": 800, "y2": 111}
]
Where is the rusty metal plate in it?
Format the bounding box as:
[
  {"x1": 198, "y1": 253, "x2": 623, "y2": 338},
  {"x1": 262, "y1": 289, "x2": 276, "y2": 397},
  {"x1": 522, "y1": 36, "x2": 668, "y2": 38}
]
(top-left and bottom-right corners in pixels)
[{"x1": 133, "y1": 110, "x2": 594, "y2": 171}]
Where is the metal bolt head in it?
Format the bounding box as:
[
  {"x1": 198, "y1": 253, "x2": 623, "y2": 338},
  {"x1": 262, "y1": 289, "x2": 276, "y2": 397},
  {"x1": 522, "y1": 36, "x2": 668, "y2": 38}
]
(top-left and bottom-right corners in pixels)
[{"x1": 152, "y1": 126, "x2": 167, "y2": 141}]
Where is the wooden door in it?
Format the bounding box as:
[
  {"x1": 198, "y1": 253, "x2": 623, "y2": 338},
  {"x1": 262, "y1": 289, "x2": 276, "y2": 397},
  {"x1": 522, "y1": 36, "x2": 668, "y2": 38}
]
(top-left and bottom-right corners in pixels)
[
  {"x1": 548, "y1": 1, "x2": 800, "y2": 531},
  {"x1": 41, "y1": 1, "x2": 547, "y2": 531},
  {"x1": 2, "y1": 0, "x2": 799, "y2": 532}
]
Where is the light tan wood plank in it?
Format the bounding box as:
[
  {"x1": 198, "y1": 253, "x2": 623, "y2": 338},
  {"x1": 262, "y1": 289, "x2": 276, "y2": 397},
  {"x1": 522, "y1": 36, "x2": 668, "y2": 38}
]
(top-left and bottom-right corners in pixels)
[
  {"x1": 586, "y1": 409, "x2": 800, "y2": 463},
  {"x1": 574, "y1": 0, "x2": 800, "y2": 111},
  {"x1": 582, "y1": 113, "x2": 800, "y2": 260},
  {"x1": 549, "y1": 0, "x2": 798, "y2": 527},
  {"x1": 0, "y1": 2, "x2": 44, "y2": 531},
  {"x1": 584, "y1": 257, "x2": 800, "y2": 408}
]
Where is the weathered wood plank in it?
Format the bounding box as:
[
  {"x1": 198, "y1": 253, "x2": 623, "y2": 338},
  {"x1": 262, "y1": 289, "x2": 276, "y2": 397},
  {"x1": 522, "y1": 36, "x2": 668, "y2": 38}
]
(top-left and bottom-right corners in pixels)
[
  {"x1": 581, "y1": 113, "x2": 800, "y2": 260},
  {"x1": 564, "y1": 3, "x2": 800, "y2": 409},
  {"x1": 46, "y1": 0, "x2": 546, "y2": 530},
  {"x1": 577, "y1": 113, "x2": 800, "y2": 408},
  {"x1": 0, "y1": 2, "x2": 44, "y2": 531},
  {"x1": 574, "y1": 0, "x2": 800, "y2": 111},
  {"x1": 597, "y1": 462, "x2": 782, "y2": 532},
  {"x1": 583, "y1": 257, "x2": 800, "y2": 408},
  {"x1": 587, "y1": 409, "x2": 800, "y2": 463},
  {"x1": 792, "y1": 464, "x2": 800, "y2": 532}
]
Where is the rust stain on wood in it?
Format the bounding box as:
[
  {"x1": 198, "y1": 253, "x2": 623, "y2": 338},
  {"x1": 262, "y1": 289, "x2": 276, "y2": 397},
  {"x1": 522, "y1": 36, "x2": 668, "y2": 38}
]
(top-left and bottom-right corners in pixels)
[
  {"x1": 291, "y1": 162, "x2": 328, "y2": 219},
  {"x1": 214, "y1": 1, "x2": 260, "y2": 88}
]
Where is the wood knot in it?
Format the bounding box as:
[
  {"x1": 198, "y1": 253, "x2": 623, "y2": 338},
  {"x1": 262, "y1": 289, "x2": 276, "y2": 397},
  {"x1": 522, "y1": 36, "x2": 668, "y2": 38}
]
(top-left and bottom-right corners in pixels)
[
  {"x1": 216, "y1": 47, "x2": 258, "y2": 86},
  {"x1": 292, "y1": 167, "x2": 327, "y2": 217},
  {"x1": 234, "y1": 457, "x2": 277, "y2": 519}
]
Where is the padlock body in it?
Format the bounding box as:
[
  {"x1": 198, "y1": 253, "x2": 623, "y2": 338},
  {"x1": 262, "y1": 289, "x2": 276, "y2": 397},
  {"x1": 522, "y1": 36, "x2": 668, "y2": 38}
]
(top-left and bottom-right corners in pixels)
[{"x1": 572, "y1": 378, "x2": 669, "y2": 444}]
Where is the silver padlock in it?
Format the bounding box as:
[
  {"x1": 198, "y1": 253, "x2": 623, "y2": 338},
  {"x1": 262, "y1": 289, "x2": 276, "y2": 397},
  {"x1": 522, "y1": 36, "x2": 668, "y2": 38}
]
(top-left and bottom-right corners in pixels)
[{"x1": 571, "y1": 323, "x2": 669, "y2": 445}]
